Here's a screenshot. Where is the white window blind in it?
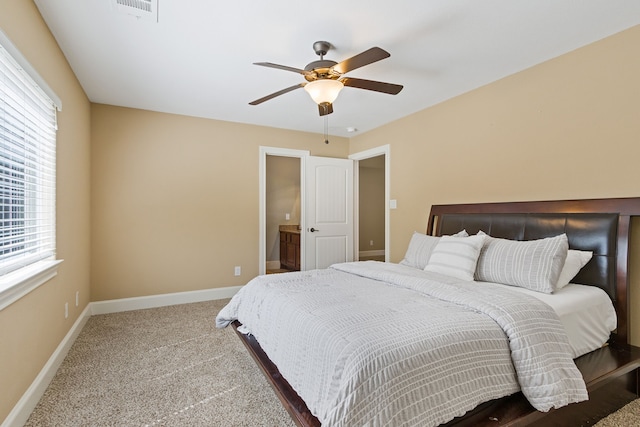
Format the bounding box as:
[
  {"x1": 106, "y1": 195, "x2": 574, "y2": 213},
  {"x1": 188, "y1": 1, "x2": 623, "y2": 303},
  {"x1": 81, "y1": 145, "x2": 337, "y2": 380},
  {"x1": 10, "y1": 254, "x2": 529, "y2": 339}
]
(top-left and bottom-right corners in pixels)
[{"x1": 0, "y1": 41, "x2": 57, "y2": 277}]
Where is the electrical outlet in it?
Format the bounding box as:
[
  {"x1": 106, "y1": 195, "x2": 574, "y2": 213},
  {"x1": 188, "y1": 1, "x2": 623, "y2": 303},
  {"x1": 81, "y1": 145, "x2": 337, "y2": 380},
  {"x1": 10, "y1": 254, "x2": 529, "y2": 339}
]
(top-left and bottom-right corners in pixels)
[
  {"x1": 64, "y1": 302, "x2": 68, "y2": 319},
  {"x1": 75, "y1": 291, "x2": 79, "y2": 307},
  {"x1": 370, "y1": 240, "x2": 374, "y2": 246},
  {"x1": 234, "y1": 266, "x2": 241, "y2": 276},
  {"x1": 285, "y1": 213, "x2": 290, "y2": 220}
]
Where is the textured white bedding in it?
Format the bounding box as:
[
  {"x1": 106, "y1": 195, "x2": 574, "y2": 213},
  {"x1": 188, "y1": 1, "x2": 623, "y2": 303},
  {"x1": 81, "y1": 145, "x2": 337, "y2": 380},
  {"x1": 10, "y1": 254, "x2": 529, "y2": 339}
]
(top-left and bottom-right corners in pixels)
[
  {"x1": 505, "y1": 283, "x2": 616, "y2": 358},
  {"x1": 216, "y1": 261, "x2": 588, "y2": 427}
]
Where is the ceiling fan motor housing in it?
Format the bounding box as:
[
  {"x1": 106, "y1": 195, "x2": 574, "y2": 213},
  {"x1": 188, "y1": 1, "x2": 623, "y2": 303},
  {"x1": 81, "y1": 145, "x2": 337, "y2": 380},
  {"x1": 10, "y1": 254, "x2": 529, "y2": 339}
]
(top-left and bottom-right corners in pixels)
[{"x1": 304, "y1": 60, "x2": 339, "y2": 81}]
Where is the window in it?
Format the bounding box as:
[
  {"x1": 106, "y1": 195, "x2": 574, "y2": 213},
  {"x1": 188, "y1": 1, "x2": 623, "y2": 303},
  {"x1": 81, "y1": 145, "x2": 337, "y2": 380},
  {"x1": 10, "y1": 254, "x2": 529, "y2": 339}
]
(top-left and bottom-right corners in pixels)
[{"x1": 0, "y1": 31, "x2": 61, "y2": 310}]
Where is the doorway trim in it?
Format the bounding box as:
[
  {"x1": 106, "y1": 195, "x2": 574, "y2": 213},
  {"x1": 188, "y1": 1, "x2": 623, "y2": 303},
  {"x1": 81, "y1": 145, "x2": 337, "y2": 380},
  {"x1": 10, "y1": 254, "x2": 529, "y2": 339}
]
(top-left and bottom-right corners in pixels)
[
  {"x1": 259, "y1": 146, "x2": 309, "y2": 276},
  {"x1": 349, "y1": 144, "x2": 390, "y2": 262}
]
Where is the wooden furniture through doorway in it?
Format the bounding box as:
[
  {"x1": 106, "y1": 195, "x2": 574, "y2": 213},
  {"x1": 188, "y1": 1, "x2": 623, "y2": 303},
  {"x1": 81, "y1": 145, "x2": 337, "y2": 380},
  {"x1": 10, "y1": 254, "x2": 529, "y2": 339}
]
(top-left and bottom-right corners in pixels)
[{"x1": 280, "y1": 227, "x2": 300, "y2": 271}]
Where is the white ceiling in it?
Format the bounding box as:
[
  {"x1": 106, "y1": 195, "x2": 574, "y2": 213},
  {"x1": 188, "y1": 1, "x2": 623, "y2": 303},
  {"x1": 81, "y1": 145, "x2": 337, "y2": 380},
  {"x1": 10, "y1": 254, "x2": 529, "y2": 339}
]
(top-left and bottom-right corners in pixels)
[{"x1": 34, "y1": 1, "x2": 640, "y2": 138}]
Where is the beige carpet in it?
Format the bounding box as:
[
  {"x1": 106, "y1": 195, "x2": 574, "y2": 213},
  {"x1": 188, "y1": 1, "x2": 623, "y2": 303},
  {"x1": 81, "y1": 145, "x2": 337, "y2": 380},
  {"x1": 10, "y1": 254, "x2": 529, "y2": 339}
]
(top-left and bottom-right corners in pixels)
[
  {"x1": 26, "y1": 299, "x2": 294, "y2": 427},
  {"x1": 25, "y1": 299, "x2": 639, "y2": 426}
]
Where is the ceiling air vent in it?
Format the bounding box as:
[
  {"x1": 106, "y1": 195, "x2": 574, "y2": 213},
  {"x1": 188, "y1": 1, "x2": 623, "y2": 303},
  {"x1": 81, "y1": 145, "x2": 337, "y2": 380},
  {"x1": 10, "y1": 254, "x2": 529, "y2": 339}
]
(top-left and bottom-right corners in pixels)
[{"x1": 113, "y1": 0, "x2": 158, "y2": 22}]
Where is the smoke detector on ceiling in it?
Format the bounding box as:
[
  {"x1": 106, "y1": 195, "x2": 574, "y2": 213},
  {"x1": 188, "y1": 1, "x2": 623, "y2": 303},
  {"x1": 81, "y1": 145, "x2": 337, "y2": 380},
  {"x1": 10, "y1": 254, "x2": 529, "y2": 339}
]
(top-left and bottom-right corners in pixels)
[{"x1": 112, "y1": 0, "x2": 158, "y2": 22}]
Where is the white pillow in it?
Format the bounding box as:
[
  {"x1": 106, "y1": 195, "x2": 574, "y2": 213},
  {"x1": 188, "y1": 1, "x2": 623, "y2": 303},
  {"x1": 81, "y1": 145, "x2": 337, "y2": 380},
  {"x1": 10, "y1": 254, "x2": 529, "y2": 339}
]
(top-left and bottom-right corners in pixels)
[
  {"x1": 556, "y1": 249, "x2": 593, "y2": 289},
  {"x1": 399, "y1": 232, "x2": 440, "y2": 269},
  {"x1": 399, "y1": 230, "x2": 468, "y2": 270},
  {"x1": 424, "y1": 234, "x2": 485, "y2": 281},
  {"x1": 475, "y1": 232, "x2": 569, "y2": 294}
]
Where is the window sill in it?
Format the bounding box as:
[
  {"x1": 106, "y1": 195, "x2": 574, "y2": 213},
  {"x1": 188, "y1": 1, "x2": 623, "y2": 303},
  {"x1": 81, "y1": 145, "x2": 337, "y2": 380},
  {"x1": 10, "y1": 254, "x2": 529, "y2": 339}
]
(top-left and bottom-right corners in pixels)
[{"x1": 0, "y1": 259, "x2": 63, "y2": 311}]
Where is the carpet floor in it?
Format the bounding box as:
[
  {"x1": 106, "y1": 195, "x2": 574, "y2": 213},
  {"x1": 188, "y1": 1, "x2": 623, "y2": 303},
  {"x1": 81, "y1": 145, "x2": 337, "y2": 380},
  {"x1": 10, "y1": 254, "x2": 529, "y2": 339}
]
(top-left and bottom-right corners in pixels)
[
  {"x1": 25, "y1": 299, "x2": 639, "y2": 426},
  {"x1": 26, "y1": 299, "x2": 294, "y2": 427}
]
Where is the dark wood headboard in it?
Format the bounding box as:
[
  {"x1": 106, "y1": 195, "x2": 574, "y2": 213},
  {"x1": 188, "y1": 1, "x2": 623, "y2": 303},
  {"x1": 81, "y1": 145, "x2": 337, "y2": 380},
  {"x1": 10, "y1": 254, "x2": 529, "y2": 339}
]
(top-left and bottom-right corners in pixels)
[{"x1": 427, "y1": 198, "x2": 640, "y2": 345}]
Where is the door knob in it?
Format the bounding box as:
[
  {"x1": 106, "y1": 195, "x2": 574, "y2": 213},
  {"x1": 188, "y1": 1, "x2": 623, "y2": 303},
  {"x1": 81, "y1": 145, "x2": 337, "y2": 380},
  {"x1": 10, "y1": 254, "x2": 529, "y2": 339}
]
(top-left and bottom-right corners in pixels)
[{"x1": 309, "y1": 227, "x2": 319, "y2": 232}]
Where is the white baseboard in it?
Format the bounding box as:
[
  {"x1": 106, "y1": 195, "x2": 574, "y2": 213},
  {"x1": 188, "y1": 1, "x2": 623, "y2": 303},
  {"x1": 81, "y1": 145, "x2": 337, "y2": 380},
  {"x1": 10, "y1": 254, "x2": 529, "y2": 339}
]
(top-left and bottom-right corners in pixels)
[
  {"x1": 359, "y1": 250, "x2": 385, "y2": 257},
  {"x1": 265, "y1": 260, "x2": 280, "y2": 270},
  {"x1": 90, "y1": 286, "x2": 242, "y2": 315},
  {"x1": 2, "y1": 304, "x2": 91, "y2": 427},
  {"x1": 3, "y1": 285, "x2": 242, "y2": 426}
]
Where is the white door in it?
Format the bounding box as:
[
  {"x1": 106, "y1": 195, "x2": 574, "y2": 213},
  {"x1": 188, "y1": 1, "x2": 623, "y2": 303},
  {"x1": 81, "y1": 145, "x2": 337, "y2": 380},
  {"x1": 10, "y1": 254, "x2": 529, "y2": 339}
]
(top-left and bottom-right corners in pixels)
[{"x1": 304, "y1": 156, "x2": 354, "y2": 270}]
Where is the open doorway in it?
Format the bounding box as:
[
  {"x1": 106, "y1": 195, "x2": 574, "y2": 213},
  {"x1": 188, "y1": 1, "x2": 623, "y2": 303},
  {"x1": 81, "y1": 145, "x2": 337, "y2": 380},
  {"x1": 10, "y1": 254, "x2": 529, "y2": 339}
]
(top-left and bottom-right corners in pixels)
[
  {"x1": 357, "y1": 155, "x2": 385, "y2": 261},
  {"x1": 265, "y1": 155, "x2": 301, "y2": 274},
  {"x1": 350, "y1": 144, "x2": 390, "y2": 262},
  {"x1": 259, "y1": 147, "x2": 309, "y2": 276}
]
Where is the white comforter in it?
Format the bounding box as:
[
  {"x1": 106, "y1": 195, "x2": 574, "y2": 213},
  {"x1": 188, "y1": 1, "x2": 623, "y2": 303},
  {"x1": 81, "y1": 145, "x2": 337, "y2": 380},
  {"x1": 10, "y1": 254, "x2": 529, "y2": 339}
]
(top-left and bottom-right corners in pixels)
[{"x1": 216, "y1": 261, "x2": 587, "y2": 426}]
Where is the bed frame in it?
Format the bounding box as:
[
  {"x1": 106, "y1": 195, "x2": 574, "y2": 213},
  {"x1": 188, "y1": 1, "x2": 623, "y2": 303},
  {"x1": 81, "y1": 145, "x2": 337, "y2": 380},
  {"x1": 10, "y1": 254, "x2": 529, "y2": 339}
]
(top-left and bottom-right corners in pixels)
[{"x1": 233, "y1": 197, "x2": 640, "y2": 426}]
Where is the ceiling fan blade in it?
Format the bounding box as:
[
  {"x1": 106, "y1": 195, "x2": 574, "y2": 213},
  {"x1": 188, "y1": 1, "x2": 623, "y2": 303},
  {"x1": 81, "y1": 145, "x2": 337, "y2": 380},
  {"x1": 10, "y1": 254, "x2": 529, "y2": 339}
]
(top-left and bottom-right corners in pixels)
[
  {"x1": 249, "y1": 83, "x2": 305, "y2": 105},
  {"x1": 318, "y1": 102, "x2": 333, "y2": 116},
  {"x1": 331, "y1": 47, "x2": 390, "y2": 75},
  {"x1": 341, "y1": 77, "x2": 403, "y2": 95},
  {"x1": 253, "y1": 62, "x2": 312, "y2": 76}
]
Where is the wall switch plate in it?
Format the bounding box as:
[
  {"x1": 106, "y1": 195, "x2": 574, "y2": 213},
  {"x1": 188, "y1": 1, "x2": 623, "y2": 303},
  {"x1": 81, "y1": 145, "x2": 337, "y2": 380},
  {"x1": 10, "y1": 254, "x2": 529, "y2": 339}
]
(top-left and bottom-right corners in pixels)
[
  {"x1": 390, "y1": 199, "x2": 397, "y2": 209},
  {"x1": 75, "y1": 291, "x2": 79, "y2": 307},
  {"x1": 234, "y1": 266, "x2": 241, "y2": 276},
  {"x1": 64, "y1": 302, "x2": 68, "y2": 319},
  {"x1": 285, "y1": 213, "x2": 290, "y2": 220}
]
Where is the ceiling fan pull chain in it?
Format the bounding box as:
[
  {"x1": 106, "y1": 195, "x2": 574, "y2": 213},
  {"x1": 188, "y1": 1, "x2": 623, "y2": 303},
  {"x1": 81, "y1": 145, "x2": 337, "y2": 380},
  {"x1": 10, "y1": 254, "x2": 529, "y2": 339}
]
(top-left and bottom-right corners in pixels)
[{"x1": 324, "y1": 114, "x2": 329, "y2": 144}]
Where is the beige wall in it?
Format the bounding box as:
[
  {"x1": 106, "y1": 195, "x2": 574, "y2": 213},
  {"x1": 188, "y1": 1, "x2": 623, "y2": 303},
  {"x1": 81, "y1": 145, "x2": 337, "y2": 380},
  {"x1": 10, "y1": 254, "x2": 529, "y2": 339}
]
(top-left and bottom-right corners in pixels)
[
  {"x1": 0, "y1": 0, "x2": 91, "y2": 422},
  {"x1": 90, "y1": 104, "x2": 348, "y2": 301},
  {"x1": 350, "y1": 25, "x2": 640, "y2": 345}
]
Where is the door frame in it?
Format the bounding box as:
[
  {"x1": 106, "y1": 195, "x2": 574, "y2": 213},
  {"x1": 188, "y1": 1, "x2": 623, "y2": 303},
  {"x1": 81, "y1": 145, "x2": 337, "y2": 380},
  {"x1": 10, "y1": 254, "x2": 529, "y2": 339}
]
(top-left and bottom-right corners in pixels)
[
  {"x1": 259, "y1": 146, "x2": 309, "y2": 276},
  {"x1": 349, "y1": 144, "x2": 390, "y2": 262},
  {"x1": 259, "y1": 144, "x2": 390, "y2": 275}
]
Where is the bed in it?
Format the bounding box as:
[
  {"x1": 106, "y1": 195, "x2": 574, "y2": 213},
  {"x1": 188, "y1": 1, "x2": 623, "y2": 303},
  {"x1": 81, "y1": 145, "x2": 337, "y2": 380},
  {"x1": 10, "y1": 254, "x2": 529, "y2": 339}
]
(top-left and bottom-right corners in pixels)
[{"x1": 216, "y1": 198, "x2": 640, "y2": 426}]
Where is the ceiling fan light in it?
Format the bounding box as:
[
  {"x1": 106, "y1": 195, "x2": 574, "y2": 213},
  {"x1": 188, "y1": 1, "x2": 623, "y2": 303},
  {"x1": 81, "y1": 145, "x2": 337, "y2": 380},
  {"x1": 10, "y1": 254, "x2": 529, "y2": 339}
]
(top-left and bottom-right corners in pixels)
[{"x1": 304, "y1": 79, "x2": 344, "y2": 105}]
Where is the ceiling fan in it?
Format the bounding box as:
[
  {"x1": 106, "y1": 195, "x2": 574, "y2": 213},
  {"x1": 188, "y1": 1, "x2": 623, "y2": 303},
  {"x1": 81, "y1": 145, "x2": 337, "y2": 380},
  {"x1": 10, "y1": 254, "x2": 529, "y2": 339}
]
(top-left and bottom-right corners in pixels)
[{"x1": 249, "y1": 41, "x2": 403, "y2": 116}]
